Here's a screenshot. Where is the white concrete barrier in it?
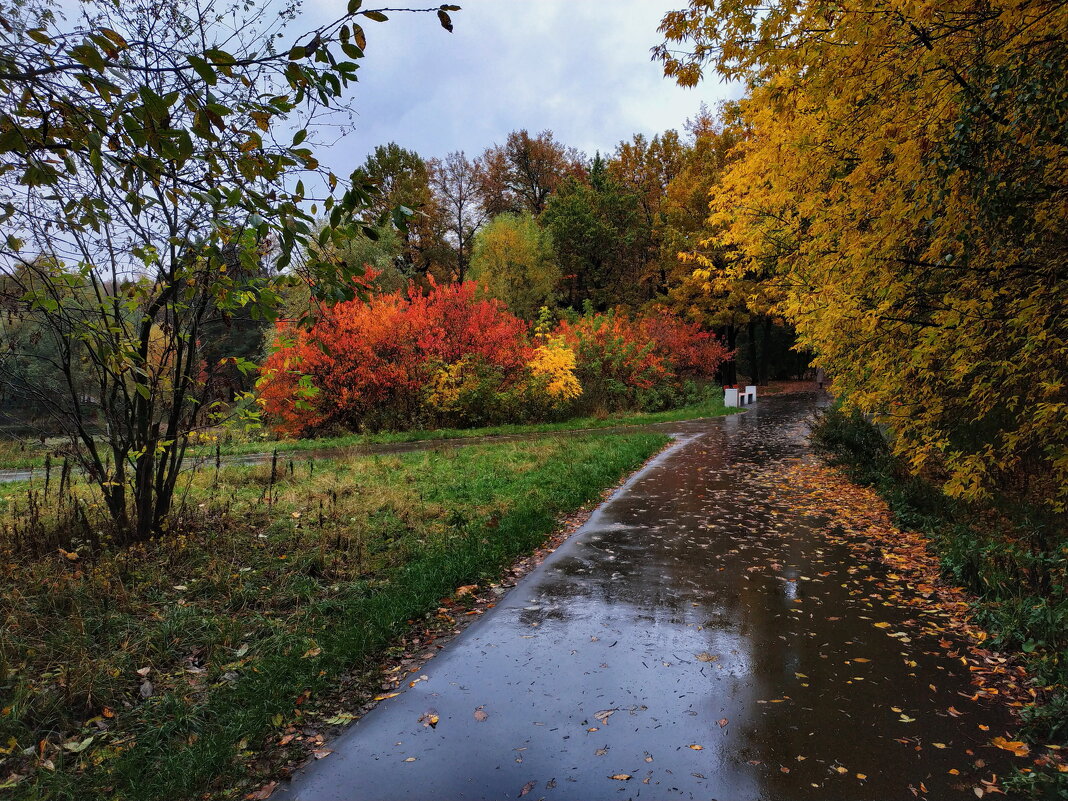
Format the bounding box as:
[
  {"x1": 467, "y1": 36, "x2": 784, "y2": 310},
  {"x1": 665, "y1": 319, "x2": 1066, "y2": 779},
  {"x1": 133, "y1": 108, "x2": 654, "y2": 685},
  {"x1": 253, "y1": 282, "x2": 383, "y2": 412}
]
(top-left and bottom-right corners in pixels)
[{"x1": 724, "y1": 387, "x2": 739, "y2": 408}]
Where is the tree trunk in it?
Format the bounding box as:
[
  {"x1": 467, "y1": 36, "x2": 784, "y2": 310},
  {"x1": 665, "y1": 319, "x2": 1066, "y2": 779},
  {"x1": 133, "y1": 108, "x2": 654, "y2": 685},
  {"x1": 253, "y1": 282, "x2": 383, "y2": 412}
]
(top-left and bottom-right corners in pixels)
[
  {"x1": 761, "y1": 316, "x2": 774, "y2": 385},
  {"x1": 747, "y1": 319, "x2": 759, "y2": 386}
]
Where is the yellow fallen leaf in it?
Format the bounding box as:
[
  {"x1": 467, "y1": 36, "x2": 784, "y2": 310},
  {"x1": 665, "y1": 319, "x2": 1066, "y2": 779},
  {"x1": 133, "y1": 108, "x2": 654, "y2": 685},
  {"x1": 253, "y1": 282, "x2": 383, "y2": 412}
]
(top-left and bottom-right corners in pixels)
[
  {"x1": 835, "y1": 766, "x2": 848, "y2": 774},
  {"x1": 933, "y1": 742, "x2": 947, "y2": 748},
  {"x1": 688, "y1": 744, "x2": 704, "y2": 750},
  {"x1": 609, "y1": 774, "x2": 631, "y2": 781},
  {"x1": 874, "y1": 622, "x2": 891, "y2": 629},
  {"x1": 373, "y1": 692, "x2": 401, "y2": 701},
  {"x1": 991, "y1": 736, "x2": 1029, "y2": 757},
  {"x1": 857, "y1": 773, "x2": 867, "y2": 780}
]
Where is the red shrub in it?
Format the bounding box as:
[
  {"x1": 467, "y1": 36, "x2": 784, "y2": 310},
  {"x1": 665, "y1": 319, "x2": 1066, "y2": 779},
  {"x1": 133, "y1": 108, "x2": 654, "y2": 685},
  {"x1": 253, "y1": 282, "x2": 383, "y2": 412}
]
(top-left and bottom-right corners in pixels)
[
  {"x1": 638, "y1": 314, "x2": 732, "y2": 379},
  {"x1": 553, "y1": 308, "x2": 729, "y2": 412},
  {"x1": 258, "y1": 280, "x2": 529, "y2": 435}
]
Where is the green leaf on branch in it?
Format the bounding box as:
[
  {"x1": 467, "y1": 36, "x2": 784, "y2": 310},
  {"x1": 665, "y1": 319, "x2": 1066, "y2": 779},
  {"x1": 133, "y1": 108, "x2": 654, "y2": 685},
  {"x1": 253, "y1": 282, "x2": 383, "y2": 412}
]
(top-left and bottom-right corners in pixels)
[{"x1": 187, "y1": 55, "x2": 217, "y2": 85}]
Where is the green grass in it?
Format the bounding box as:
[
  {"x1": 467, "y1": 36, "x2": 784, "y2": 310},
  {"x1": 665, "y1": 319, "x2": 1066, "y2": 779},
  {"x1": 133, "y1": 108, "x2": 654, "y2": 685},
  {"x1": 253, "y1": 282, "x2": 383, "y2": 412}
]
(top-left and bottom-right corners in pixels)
[
  {"x1": 0, "y1": 432, "x2": 668, "y2": 800},
  {"x1": 0, "y1": 394, "x2": 730, "y2": 471}
]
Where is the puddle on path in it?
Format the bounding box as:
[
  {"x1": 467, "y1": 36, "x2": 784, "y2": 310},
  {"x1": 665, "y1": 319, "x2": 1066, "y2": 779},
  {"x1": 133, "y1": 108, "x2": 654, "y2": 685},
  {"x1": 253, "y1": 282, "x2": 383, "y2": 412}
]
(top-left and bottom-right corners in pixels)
[{"x1": 277, "y1": 392, "x2": 1018, "y2": 800}]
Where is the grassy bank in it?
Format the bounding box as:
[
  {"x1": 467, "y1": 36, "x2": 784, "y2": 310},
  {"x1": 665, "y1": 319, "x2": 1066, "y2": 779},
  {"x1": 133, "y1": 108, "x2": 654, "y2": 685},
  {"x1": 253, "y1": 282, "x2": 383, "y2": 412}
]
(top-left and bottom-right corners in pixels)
[
  {"x1": 0, "y1": 394, "x2": 730, "y2": 471},
  {"x1": 810, "y1": 405, "x2": 1067, "y2": 798},
  {"x1": 211, "y1": 393, "x2": 731, "y2": 460},
  {"x1": 0, "y1": 432, "x2": 669, "y2": 800}
]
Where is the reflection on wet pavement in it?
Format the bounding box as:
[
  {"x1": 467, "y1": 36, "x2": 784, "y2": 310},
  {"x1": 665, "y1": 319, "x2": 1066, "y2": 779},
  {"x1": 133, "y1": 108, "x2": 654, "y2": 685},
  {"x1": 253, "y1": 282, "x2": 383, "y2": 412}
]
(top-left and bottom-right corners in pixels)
[{"x1": 278, "y1": 392, "x2": 1016, "y2": 801}]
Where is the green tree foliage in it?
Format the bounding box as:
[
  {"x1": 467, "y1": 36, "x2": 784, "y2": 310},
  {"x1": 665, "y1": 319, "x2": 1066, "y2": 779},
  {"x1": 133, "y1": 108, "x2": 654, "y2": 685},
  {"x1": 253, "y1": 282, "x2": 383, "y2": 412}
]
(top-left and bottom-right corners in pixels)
[
  {"x1": 469, "y1": 212, "x2": 559, "y2": 320},
  {"x1": 356, "y1": 142, "x2": 450, "y2": 278},
  {"x1": 606, "y1": 128, "x2": 687, "y2": 292},
  {"x1": 543, "y1": 155, "x2": 646, "y2": 310}
]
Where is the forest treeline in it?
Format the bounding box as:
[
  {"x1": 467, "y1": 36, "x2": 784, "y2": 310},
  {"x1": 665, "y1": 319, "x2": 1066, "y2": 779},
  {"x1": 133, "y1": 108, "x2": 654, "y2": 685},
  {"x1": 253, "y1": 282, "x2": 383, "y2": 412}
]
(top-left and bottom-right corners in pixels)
[
  {"x1": 0, "y1": 115, "x2": 807, "y2": 438},
  {"x1": 293, "y1": 117, "x2": 805, "y2": 386}
]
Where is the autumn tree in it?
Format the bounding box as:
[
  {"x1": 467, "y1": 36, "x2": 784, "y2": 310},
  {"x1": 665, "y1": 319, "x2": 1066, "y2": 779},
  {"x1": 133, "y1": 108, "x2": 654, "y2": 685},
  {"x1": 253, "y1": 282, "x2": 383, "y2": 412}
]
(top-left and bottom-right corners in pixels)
[
  {"x1": 0, "y1": 0, "x2": 457, "y2": 541},
  {"x1": 428, "y1": 150, "x2": 486, "y2": 281},
  {"x1": 543, "y1": 155, "x2": 646, "y2": 309},
  {"x1": 356, "y1": 142, "x2": 449, "y2": 278},
  {"x1": 469, "y1": 212, "x2": 559, "y2": 320},
  {"x1": 657, "y1": 0, "x2": 1068, "y2": 509},
  {"x1": 479, "y1": 129, "x2": 584, "y2": 216},
  {"x1": 607, "y1": 129, "x2": 687, "y2": 293},
  {"x1": 657, "y1": 105, "x2": 799, "y2": 384}
]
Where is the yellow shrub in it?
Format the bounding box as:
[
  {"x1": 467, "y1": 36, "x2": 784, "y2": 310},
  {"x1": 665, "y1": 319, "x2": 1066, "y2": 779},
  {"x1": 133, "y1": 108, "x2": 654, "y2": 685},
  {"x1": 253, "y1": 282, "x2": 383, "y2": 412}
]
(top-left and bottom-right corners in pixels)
[{"x1": 528, "y1": 337, "x2": 582, "y2": 404}]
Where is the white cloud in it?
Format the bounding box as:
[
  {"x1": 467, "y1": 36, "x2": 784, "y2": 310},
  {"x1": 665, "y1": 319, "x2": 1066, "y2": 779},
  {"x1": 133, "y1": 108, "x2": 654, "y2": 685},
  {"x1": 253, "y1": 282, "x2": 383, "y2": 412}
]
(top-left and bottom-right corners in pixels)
[{"x1": 301, "y1": 0, "x2": 738, "y2": 172}]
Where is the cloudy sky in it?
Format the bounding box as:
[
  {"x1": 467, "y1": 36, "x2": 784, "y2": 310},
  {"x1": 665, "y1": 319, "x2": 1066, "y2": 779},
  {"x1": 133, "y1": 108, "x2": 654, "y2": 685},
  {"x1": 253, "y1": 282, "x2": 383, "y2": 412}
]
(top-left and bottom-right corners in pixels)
[{"x1": 304, "y1": 0, "x2": 739, "y2": 174}]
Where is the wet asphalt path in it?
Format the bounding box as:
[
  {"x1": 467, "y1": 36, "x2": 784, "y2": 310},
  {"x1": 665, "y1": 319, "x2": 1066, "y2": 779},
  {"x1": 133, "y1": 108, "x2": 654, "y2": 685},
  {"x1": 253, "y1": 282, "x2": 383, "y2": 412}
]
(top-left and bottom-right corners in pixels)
[{"x1": 277, "y1": 392, "x2": 1015, "y2": 801}]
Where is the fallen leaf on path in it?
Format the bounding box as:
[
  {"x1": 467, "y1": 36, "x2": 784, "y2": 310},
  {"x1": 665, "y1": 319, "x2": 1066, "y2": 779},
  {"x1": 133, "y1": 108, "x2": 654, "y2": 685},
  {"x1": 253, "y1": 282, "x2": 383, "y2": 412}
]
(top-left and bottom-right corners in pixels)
[
  {"x1": 594, "y1": 709, "x2": 616, "y2": 724},
  {"x1": 696, "y1": 652, "x2": 718, "y2": 662},
  {"x1": 418, "y1": 711, "x2": 439, "y2": 729},
  {"x1": 991, "y1": 736, "x2": 1029, "y2": 757},
  {"x1": 403, "y1": 757, "x2": 416, "y2": 762},
  {"x1": 246, "y1": 782, "x2": 277, "y2": 800},
  {"x1": 518, "y1": 780, "x2": 535, "y2": 796},
  {"x1": 688, "y1": 744, "x2": 704, "y2": 750},
  {"x1": 312, "y1": 749, "x2": 333, "y2": 759},
  {"x1": 594, "y1": 747, "x2": 608, "y2": 756},
  {"x1": 718, "y1": 718, "x2": 729, "y2": 727},
  {"x1": 373, "y1": 692, "x2": 400, "y2": 701},
  {"x1": 608, "y1": 774, "x2": 631, "y2": 781},
  {"x1": 473, "y1": 706, "x2": 488, "y2": 722}
]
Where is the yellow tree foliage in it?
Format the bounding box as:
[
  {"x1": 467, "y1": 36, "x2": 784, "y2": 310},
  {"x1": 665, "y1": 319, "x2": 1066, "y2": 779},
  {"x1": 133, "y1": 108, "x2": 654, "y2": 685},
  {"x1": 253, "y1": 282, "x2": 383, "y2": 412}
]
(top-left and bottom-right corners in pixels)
[
  {"x1": 469, "y1": 211, "x2": 560, "y2": 320},
  {"x1": 658, "y1": 0, "x2": 1068, "y2": 509},
  {"x1": 528, "y1": 335, "x2": 582, "y2": 404}
]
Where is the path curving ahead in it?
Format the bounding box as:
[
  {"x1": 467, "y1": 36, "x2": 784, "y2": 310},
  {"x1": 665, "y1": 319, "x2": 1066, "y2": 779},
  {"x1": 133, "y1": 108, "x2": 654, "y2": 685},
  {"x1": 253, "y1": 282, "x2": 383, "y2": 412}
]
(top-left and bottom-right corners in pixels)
[{"x1": 276, "y1": 392, "x2": 1016, "y2": 801}]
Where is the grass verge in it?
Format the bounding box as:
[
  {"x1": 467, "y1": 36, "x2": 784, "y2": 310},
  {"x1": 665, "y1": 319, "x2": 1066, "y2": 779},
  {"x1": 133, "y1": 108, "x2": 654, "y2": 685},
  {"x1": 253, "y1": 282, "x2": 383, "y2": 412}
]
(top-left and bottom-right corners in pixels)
[
  {"x1": 0, "y1": 394, "x2": 730, "y2": 471},
  {"x1": 0, "y1": 432, "x2": 669, "y2": 800},
  {"x1": 810, "y1": 404, "x2": 1067, "y2": 798}
]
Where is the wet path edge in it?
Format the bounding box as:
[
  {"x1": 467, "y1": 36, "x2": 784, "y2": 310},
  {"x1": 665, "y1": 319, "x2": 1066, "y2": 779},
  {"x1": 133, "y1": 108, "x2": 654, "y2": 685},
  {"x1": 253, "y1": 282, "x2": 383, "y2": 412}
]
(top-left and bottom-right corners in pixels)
[{"x1": 275, "y1": 392, "x2": 1017, "y2": 801}]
